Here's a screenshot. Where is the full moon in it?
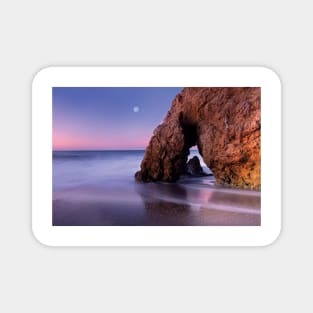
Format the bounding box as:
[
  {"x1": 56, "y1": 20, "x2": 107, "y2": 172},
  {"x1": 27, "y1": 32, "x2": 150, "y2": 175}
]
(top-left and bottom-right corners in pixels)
[{"x1": 133, "y1": 106, "x2": 140, "y2": 113}]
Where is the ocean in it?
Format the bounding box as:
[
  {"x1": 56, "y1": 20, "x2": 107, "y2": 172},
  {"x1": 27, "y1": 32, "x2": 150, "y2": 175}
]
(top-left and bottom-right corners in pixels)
[{"x1": 53, "y1": 150, "x2": 260, "y2": 226}]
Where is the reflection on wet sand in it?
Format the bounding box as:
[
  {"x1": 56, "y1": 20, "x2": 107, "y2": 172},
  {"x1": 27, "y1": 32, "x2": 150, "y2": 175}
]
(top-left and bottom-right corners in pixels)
[
  {"x1": 136, "y1": 183, "x2": 191, "y2": 226},
  {"x1": 52, "y1": 177, "x2": 260, "y2": 226},
  {"x1": 135, "y1": 178, "x2": 261, "y2": 226}
]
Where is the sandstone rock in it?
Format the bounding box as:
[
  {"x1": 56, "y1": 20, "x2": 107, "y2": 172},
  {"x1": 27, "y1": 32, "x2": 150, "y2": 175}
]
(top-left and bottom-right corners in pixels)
[{"x1": 135, "y1": 87, "x2": 261, "y2": 189}]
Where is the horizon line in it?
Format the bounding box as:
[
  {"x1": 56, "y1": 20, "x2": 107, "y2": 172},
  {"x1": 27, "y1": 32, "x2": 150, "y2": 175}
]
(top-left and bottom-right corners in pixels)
[
  {"x1": 52, "y1": 148, "x2": 199, "y2": 152},
  {"x1": 53, "y1": 148, "x2": 147, "y2": 151}
]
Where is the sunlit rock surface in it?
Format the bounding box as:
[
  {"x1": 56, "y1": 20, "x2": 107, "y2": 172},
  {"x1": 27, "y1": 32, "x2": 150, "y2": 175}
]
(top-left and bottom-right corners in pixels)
[{"x1": 135, "y1": 87, "x2": 261, "y2": 190}]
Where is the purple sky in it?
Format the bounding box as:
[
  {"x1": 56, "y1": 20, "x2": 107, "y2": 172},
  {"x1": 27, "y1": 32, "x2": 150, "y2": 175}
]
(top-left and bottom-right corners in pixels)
[{"x1": 53, "y1": 87, "x2": 182, "y2": 150}]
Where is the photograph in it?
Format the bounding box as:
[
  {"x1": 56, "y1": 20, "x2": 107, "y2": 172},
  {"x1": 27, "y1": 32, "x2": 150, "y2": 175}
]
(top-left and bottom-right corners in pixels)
[{"x1": 52, "y1": 86, "x2": 261, "y2": 226}]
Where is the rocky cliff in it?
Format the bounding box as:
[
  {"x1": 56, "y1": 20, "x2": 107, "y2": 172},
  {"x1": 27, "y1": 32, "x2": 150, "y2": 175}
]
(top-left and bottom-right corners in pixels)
[{"x1": 135, "y1": 87, "x2": 261, "y2": 189}]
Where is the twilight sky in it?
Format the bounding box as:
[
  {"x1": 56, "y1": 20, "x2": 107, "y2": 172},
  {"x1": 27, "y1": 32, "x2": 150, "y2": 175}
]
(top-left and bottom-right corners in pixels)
[{"x1": 53, "y1": 87, "x2": 183, "y2": 150}]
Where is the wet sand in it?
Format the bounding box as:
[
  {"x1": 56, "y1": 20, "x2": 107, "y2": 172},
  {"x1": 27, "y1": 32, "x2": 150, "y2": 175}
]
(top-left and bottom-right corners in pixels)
[{"x1": 53, "y1": 176, "x2": 260, "y2": 226}]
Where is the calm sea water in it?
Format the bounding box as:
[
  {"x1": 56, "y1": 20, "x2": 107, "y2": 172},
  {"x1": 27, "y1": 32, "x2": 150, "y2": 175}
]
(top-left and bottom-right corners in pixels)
[{"x1": 53, "y1": 150, "x2": 260, "y2": 226}]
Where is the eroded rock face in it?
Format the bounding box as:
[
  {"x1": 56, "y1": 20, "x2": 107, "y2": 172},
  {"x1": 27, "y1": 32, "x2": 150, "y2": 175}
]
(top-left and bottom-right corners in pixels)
[{"x1": 135, "y1": 87, "x2": 261, "y2": 189}]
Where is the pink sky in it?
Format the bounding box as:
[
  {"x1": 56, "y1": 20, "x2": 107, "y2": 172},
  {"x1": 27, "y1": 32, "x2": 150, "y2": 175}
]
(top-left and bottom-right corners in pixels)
[{"x1": 53, "y1": 131, "x2": 150, "y2": 150}]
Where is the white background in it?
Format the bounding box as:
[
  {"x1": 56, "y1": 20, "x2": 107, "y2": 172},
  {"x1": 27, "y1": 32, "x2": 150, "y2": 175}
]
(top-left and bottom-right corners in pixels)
[
  {"x1": 32, "y1": 67, "x2": 281, "y2": 246},
  {"x1": 0, "y1": 0, "x2": 310, "y2": 312}
]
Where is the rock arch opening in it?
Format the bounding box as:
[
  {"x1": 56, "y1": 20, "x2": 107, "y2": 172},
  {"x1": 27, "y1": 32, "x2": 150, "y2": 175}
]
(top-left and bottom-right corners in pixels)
[
  {"x1": 187, "y1": 149, "x2": 214, "y2": 177},
  {"x1": 179, "y1": 120, "x2": 214, "y2": 178},
  {"x1": 181, "y1": 122, "x2": 197, "y2": 149}
]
